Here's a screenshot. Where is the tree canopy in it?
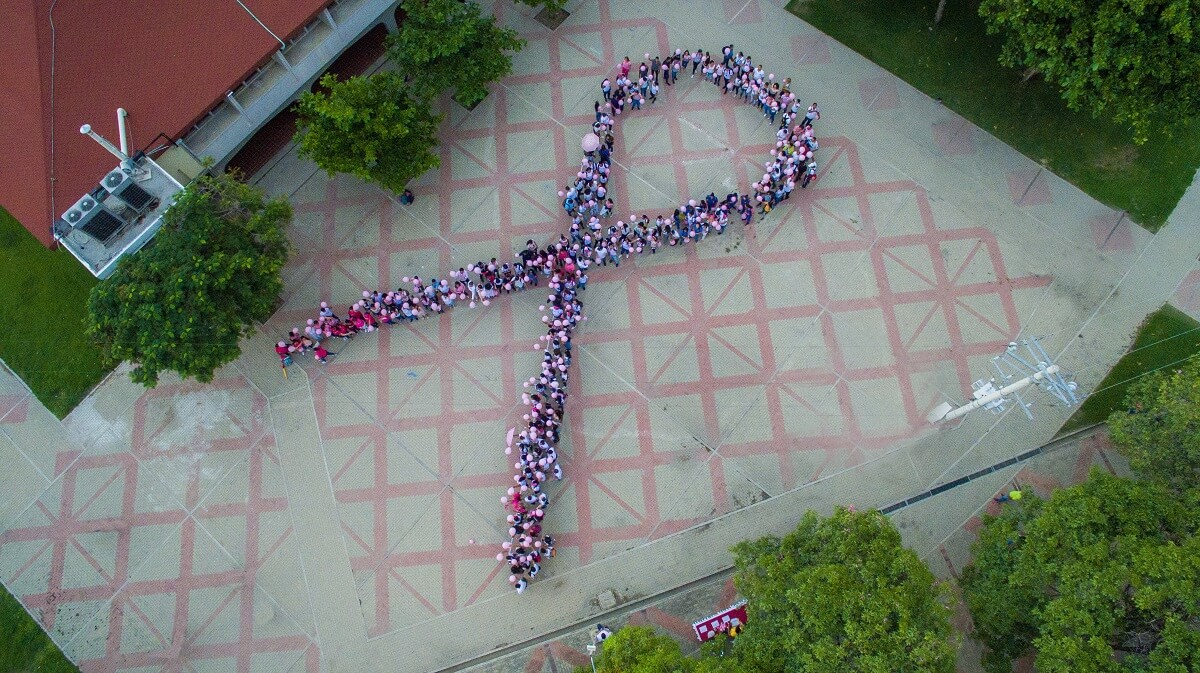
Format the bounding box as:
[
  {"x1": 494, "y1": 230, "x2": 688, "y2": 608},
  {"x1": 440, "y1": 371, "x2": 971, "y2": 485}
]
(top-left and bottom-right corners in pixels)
[
  {"x1": 589, "y1": 508, "x2": 955, "y2": 673},
  {"x1": 1108, "y1": 357, "x2": 1200, "y2": 493},
  {"x1": 730, "y1": 507, "x2": 956, "y2": 673},
  {"x1": 294, "y1": 72, "x2": 441, "y2": 194},
  {"x1": 386, "y1": 0, "x2": 525, "y2": 107},
  {"x1": 960, "y1": 470, "x2": 1200, "y2": 673},
  {"x1": 977, "y1": 0, "x2": 1200, "y2": 144},
  {"x1": 590, "y1": 626, "x2": 693, "y2": 673},
  {"x1": 87, "y1": 172, "x2": 291, "y2": 386}
]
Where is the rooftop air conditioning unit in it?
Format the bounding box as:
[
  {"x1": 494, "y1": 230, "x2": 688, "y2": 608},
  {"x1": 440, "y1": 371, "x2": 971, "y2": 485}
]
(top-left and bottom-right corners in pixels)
[
  {"x1": 62, "y1": 193, "x2": 101, "y2": 226},
  {"x1": 102, "y1": 169, "x2": 156, "y2": 213},
  {"x1": 60, "y1": 193, "x2": 127, "y2": 244}
]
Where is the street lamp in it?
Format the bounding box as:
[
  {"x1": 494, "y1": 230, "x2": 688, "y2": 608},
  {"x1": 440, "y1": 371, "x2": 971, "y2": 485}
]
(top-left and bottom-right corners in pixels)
[{"x1": 586, "y1": 644, "x2": 597, "y2": 673}]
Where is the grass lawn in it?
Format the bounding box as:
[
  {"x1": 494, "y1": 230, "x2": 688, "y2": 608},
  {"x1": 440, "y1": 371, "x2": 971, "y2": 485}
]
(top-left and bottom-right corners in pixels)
[
  {"x1": 0, "y1": 585, "x2": 77, "y2": 673},
  {"x1": 786, "y1": 0, "x2": 1200, "y2": 231},
  {"x1": 1059, "y1": 304, "x2": 1200, "y2": 434},
  {"x1": 0, "y1": 207, "x2": 110, "y2": 418}
]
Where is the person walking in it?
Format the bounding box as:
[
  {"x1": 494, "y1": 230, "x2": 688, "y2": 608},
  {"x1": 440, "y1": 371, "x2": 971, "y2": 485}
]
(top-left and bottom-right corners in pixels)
[
  {"x1": 802, "y1": 102, "x2": 820, "y2": 128},
  {"x1": 994, "y1": 489, "x2": 1022, "y2": 503}
]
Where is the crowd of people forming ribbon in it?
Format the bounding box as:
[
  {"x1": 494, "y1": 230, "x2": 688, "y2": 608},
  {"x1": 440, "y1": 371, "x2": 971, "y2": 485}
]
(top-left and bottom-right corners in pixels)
[{"x1": 271, "y1": 45, "x2": 820, "y2": 593}]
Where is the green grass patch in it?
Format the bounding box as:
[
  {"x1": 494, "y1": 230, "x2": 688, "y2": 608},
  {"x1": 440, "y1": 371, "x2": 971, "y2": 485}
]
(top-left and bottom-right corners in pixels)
[
  {"x1": 0, "y1": 584, "x2": 78, "y2": 673},
  {"x1": 0, "y1": 207, "x2": 110, "y2": 418},
  {"x1": 1059, "y1": 304, "x2": 1200, "y2": 434},
  {"x1": 785, "y1": 0, "x2": 1200, "y2": 231}
]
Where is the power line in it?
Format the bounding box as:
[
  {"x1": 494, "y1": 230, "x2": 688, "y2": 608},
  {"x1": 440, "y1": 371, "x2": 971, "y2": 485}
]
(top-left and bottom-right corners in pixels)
[{"x1": 1079, "y1": 350, "x2": 1200, "y2": 401}]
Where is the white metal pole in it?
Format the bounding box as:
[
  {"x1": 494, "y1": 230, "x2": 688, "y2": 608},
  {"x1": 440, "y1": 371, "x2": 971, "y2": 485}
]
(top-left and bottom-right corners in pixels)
[
  {"x1": 117, "y1": 108, "x2": 129, "y2": 156},
  {"x1": 937, "y1": 365, "x2": 1060, "y2": 423},
  {"x1": 79, "y1": 124, "x2": 128, "y2": 163}
]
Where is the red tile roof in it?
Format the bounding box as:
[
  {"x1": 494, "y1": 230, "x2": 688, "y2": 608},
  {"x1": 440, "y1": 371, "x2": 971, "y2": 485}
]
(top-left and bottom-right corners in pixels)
[{"x1": 0, "y1": 0, "x2": 328, "y2": 246}]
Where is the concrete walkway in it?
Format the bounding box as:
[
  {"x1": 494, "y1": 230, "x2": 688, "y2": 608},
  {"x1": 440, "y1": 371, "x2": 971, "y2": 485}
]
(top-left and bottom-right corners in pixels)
[{"x1": 2, "y1": 0, "x2": 1198, "y2": 672}]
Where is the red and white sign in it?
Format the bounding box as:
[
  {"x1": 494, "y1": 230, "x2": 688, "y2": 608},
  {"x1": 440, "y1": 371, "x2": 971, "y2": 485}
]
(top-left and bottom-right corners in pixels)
[{"x1": 691, "y1": 600, "x2": 748, "y2": 642}]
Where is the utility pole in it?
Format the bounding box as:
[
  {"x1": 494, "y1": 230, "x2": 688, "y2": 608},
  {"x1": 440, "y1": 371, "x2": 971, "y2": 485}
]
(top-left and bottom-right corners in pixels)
[{"x1": 927, "y1": 339, "x2": 1079, "y2": 424}]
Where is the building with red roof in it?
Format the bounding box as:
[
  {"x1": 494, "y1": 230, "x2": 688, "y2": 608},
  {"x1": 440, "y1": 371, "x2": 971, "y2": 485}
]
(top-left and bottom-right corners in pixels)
[{"x1": 1, "y1": 0, "x2": 401, "y2": 250}]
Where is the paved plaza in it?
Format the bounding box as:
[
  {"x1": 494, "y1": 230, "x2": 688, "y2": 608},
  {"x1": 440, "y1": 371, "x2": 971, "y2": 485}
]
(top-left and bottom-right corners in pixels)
[{"x1": 2, "y1": 1, "x2": 1200, "y2": 672}]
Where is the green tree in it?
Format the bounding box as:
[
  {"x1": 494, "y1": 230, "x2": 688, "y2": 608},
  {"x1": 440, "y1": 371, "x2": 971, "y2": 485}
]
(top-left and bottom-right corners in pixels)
[
  {"x1": 86, "y1": 173, "x2": 291, "y2": 386},
  {"x1": 730, "y1": 507, "x2": 956, "y2": 673},
  {"x1": 1109, "y1": 357, "x2": 1200, "y2": 492},
  {"x1": 294, "y1": 72, "x2": 441, "y2": 193},
  {"x1": 960, "y1": 470, "x2": 1200, "y2": 673},
  {"x1": 386, "y1": 0, "x2": 525, "y2": 107},
  {"x1": 588, "y1": 626, "x2": 694, "y2": 673},
  {"x1": 977, "y1": 0, "x2": 1200, "y2": 144}
]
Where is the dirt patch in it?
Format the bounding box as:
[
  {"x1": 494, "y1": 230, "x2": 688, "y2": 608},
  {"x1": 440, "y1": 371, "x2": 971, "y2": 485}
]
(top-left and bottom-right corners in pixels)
[
  {"x1": 1094, "y1": 145, "x2": 1138, "y2": 172},
  {"x1": 535, "y1": 6, "x2": 570, "y2": 29}
]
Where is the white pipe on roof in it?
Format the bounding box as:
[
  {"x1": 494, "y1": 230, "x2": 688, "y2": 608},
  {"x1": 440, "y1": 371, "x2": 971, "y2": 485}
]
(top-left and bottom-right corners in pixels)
[{"x1": 117, "y1": 108, "x2": 129, "y2": 156}]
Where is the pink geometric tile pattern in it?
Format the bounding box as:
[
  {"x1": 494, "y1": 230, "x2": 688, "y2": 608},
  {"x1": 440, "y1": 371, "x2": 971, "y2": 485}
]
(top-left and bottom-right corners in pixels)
[
  {"x1": 722, "y1": 0, "x2": 763, "y2": 24},
  {"x1": 1090, "y1": 213, "x2": 1134, "y2": 252},
  {"x1": 1006, "y1": 168, "x2": 1053, "y2": 206},
  {"x1": 0, "y1": 374, "x2": 317, "y2": 673},
  {"x1": 932, "y1": 120, "x2": 976, "y2": 157},
  {"x1": 0, "y1": 394, "x2": 30, "y2": 424},
  {"x1": 791, "y1": 34, "x2": 832, "y2": 65},
  {"x1": 269, "y1": 5, "x2": 1055, "y2": 636},
  {"x1": 858, "y1": 75, "x2": 899, "y2": 111},
  {"x1": 1173, "y1": 269, "x2": 1200, "y2": 315}
]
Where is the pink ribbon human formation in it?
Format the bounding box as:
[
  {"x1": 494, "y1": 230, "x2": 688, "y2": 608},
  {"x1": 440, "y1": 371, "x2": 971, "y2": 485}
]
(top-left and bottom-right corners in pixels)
[{"x1": 275, "y1": 45, "x2": 820, "y2": 594}]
